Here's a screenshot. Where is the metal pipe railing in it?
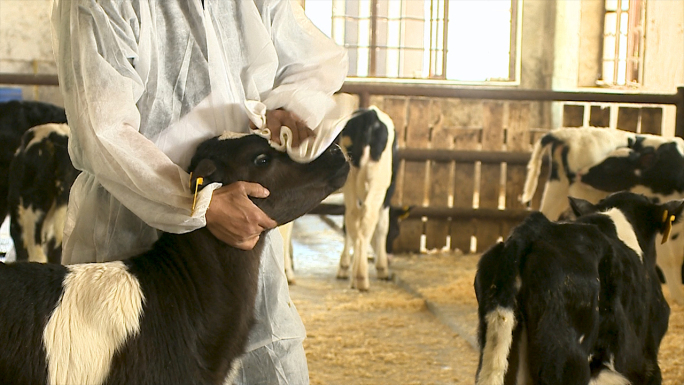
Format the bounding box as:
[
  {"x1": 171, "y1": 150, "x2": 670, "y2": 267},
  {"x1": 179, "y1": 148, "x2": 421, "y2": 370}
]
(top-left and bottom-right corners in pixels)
[{"x1": 1, "y1": 72, "x2": 682, "y2": 137}]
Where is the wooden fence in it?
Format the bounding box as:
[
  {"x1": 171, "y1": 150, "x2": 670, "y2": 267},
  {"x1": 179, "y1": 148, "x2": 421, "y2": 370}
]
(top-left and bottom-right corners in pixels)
[
  {"x1": 338, "y1": 82, "x2": 684, "y2": 254},
  {"x1": 2, "y1": 72, "x2": 683, "y2": 254}
]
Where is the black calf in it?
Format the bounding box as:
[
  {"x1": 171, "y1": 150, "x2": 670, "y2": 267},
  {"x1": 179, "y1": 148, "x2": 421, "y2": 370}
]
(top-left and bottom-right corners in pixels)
[{"x1": 0, "y1": 133, "x2": 348, "y2": 385}]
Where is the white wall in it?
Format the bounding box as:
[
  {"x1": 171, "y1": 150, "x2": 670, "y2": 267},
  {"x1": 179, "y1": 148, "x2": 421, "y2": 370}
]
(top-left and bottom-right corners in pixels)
[{"x1": 0, "y1": 0, "x2": 62, "y2": 105}]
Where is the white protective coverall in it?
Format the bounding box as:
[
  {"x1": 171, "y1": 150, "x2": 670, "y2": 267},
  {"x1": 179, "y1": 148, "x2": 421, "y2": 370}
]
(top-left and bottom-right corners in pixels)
[{"x1": 51, "y1": 0, "x2": 348, "y2": 383}]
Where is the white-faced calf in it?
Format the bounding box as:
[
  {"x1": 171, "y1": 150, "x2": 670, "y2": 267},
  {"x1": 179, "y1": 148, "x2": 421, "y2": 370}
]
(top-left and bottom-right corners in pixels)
[
  {"x1": 336, "y1": 106, "x2": 397, "y2": 291},
  {"x1": 475, "y1": 192, "x2": 680, "y2": 385},
  {"x1": 8, "y1": 123, "x2": 78, "y2": 264},
  {"x1": 0, "y1": 133, "x2": 349, "y2": 385}
]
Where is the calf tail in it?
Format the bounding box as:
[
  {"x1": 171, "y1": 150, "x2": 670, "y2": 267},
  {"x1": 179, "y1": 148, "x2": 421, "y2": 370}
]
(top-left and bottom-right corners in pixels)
[
  {"x1": 520, "y1": 136, "x2": 550, "y2": 206},
  {"x1": 475, "y1": 214, "x2": 545, "y2": 385}
]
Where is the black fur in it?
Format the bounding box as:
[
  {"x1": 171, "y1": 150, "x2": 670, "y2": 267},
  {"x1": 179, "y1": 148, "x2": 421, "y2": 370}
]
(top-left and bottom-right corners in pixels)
[{"x1": 581, "y1": 139, "x2": 684, "y2": 196}]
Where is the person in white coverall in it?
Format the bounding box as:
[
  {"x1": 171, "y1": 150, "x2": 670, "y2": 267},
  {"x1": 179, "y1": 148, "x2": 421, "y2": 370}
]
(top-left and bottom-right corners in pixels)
[{"x1": 50, "y1": 0, "x2": 348, "y2": 383}]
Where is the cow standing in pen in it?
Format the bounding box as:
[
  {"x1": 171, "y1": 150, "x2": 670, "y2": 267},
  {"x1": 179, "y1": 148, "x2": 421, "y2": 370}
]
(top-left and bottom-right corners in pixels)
[
  {"x1": 521, "y1": 127, "x2": 684, "y2": 305},
  {"x1": 0, "y1": 133, "x2": 349, "y2": 385},
  {"x1": 336, "y1": 106, "x2": 397, "y2": 291},
  {"x1": 0, "y1": 101, "x2": 68, "y2": 226},
  {"x1": 8, "y1": 123, "x2": 79, "y2": 264},
  {"x1": 475, "y1": 192, "x2": 679, "y2": 385}
]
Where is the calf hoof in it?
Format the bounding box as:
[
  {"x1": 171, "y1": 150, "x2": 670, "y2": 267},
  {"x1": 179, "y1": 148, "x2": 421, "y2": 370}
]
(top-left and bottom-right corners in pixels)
[
  {"x1": 336, "y1": 267, "x2": 350, "y2": 280},
  {"x1": 376, "y1": 267, "x2": 391, "y2": 280},
  {"x1": 352, "y1": 276, "x2": 370, "y2": 291},
  {"x1": 286, "y1": 271, "x2": 296, "y2": 285}
]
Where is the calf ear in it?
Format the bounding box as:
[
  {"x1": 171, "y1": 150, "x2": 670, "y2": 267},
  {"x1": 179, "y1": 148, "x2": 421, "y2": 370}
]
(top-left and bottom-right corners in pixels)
[
  {"x1": 658, "y1": 200, "x2": 684, "y2": 243},
  {"x1": 568, "y1": 197, "x2": 596, "y2": 217},
  {"x1": 190, "y1": 159, "x2": 218, "y2": 189},
  {"x1": 659, "y1": 200, "x2": 684, "y2": 225}
]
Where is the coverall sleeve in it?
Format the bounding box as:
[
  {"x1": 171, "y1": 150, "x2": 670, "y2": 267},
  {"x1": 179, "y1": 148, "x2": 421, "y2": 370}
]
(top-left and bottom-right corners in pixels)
[
  {"x1": 51, "y1": 0, "x2": 217, "y2": 234},
  {"x1": 257, "y1": 0, "x2": 349, "y2": 129}
]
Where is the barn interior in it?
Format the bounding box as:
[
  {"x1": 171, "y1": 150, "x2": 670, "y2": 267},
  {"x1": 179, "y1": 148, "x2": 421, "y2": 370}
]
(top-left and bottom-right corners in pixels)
[{"x1": 1, "y1": 0, "x2": 683, "y2": 384}]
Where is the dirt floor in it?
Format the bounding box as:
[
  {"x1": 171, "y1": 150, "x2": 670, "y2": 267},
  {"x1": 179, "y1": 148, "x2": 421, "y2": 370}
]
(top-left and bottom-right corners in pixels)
[{"x1": 288, "y1": 214, "x2": 684, "y2": 385}]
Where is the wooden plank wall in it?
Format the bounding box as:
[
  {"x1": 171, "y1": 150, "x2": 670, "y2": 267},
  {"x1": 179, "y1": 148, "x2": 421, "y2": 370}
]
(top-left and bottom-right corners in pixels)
[{"x1": 375, "y1": 97, "x2": 547, "y2": 254}]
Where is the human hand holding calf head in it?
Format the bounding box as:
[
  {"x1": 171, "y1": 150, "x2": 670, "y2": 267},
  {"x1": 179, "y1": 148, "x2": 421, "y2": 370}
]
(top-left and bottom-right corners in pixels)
[{"x1": 206, "y1": 109, "x2": 315, "y2": 250}]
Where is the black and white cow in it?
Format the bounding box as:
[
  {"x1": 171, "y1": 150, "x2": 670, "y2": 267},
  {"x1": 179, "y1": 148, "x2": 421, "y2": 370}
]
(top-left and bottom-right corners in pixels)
[
  {"x1": 336, "y1": 106, "x2": 397, "y2": 291},
  {"x1": 0, "y1": 101, "x2": 67, "y2": 223},
  {"x1": 8, "y1": 123, "x2": 79, "y2": 264},
  {"x1": 475, "y1": 192, "x2": 680, "y2": 385},
  {"x1": 521, "y1": 127, "x2": 684, "y2": 305},
  {"x1": 0, "y1": 133, "x2": 349, "y2": 385}
]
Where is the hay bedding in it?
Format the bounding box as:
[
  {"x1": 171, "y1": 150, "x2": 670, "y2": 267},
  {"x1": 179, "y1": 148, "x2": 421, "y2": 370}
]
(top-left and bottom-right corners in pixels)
[{"x1": 289, "y1": 276, "x2": 479, "y2": 385}]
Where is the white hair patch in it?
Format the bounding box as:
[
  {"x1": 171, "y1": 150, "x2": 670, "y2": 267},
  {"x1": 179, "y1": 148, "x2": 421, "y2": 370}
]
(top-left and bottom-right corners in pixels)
[
  {"x1": 476, "y1": 306, "x2": 516, "y2": 385},
  {"x1": 43, "y1": 261, "x2": 145, "y2": 385},
  {"x1": 218, "y1": 131, "x2": 249, "y2": 141},
  {"x1": 602, "y1": 208, "x2": 643, "y2": 262}
]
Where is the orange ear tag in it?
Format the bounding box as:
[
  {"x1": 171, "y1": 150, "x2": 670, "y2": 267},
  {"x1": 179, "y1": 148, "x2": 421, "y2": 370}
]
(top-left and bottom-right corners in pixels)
[
  {"x1": 191, "y1": 177, "x2": 204, "y2": 215},
  {"x1": 662, "y1": 210, "x2": 675, "y2": 244}
]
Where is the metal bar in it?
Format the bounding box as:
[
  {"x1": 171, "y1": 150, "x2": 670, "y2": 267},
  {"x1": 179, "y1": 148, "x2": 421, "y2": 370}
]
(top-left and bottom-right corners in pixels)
[
  {"x1": 339, "y1": 82, "x2": 680, "y2": 105},
  {"x1": 441, "y1": 0, "x2": 449, "y2": 80},
  {"x1": 309, "y1": 203, "x2": 533, "y2": 221},
  {"x1": 0, "y1": 73, "x2": 59, "y2": 86},
  {"x1": 397, "y1": 148, "x2": 540, "y2": 165},
  {"x1": 369, "y1": 0, "x2": 378, "y2": 76},
  {"x1": 508, "y1": 0, "x2": 518, "y2": 81},
  {"x1": 675, "y1": 86, "x2": 684, "y2": 138}
]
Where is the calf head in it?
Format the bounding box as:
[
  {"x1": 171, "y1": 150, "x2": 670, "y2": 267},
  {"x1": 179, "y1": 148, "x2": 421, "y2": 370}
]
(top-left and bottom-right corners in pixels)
[
  {"x1": 569, "y1": 192, "x2": 684, "y2": 258},
  {"x1": 188, "y1": 133, "x2": 349, "y2": 225}
]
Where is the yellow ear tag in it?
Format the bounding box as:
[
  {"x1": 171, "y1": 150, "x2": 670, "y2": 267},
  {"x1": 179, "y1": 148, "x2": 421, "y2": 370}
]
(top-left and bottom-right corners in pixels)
[
  {"x1": 191, "y1": 177, "x2": 204, "y2": 215},
  {"x1": 188, "y1": 172, "x2": 193, "y2": 188},
  {"x1": 662, "y1": 211, "x2": 675, "y2": 244}
]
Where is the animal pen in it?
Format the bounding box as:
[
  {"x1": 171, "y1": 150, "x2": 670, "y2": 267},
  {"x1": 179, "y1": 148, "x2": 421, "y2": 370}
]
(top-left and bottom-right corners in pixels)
[
  {"x1": 2, "y1": 72, "x2": 684, "y2": 254},
  {"x1": 338, "y1": 82, "x2": 684, "y2": 254}
]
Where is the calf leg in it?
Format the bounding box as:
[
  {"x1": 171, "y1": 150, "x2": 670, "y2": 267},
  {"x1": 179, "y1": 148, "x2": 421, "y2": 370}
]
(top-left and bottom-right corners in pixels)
[
  {"x1": 655, "y1": 240, "x2": 684, "y2": 305},
  {"x1": 372, "y1": 206, "x2": 391, "y2": 280},
  {"x1": 278, "y1": 223, "x2": 295, "y2": 284}
]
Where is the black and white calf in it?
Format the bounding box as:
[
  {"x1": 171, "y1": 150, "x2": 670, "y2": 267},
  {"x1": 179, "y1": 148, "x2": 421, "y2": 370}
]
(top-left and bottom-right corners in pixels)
[
  {"x1": 522, "y1": 127, "x2": 684, "y2": 305},
  {"x1": 0, "y1": 133, "x2": 349, "y2": 385},
  {"x1": 336, "y1": 106, "x2": 397, "y2": 291},
  {"x1": 0, "y1": 101, "x2": 67, "y2": 222},
  {"x1": 475, "y1": 192, "x2": 679, "y2": 385},
  {"x1": 8, "y1": 123, "x2": 79, "y2": 264}
]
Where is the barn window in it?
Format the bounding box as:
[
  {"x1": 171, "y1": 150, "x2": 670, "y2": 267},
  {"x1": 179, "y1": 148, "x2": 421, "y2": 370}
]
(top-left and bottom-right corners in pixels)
[
  {"x1": 599, "y1": 0, "x2": 645, "y2": 87},
  {"x1": 304, "y1": 0, "x2": 520, "y2": 83}
]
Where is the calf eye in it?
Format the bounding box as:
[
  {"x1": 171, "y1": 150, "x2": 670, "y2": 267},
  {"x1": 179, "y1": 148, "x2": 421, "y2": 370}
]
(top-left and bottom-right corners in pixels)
[{"x1": 254, "y1": 154, "x2": 271, "y2": 166}]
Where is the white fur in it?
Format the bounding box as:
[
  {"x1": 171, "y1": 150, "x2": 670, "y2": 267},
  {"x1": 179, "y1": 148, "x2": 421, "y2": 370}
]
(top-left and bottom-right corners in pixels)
[
  {"x1": 602, "y1": 208, "x2": 643, "y2": 262},
  {"x1": 17, "y1": 198, "x2": 46, "y2": 263},
  {"x1": 476, "y1": 307, "x2": 516, "y2": 385},
  {"x1": 25, "y1": 123, "x2": 70, "y2": 151},
  {"x1": 43, "y1": 261, "x2": 145, "y2": 385},
  {"x1": 589, "y1": 358, "x2": 631, "y2": 385},
  {"x1": 338, "y1": 106, "x2": 395, "y2": 290},
  {"x1": 218, "y1": 131, "x2": 249, "y2": 141}
]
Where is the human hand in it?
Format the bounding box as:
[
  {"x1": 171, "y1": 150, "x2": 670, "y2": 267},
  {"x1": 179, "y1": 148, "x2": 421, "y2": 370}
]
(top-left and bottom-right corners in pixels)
[
  {"x1": 205, "y1": 182, "x2": 277, "y2": 250},
  {"x1": 251, "y1": 108, "x2": 315, "y2": 148}
]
